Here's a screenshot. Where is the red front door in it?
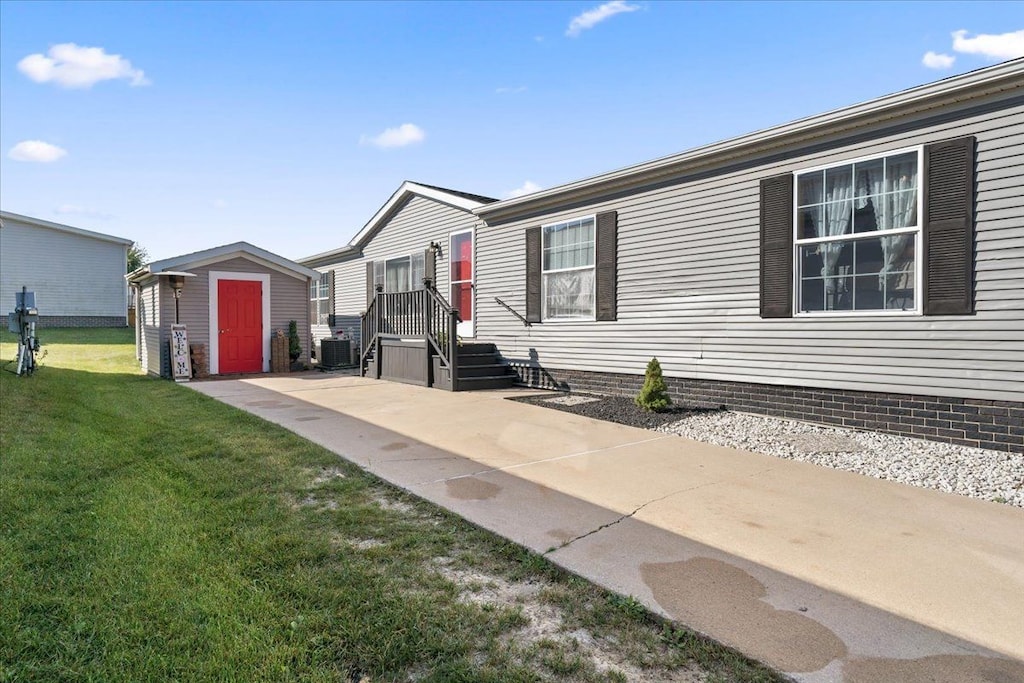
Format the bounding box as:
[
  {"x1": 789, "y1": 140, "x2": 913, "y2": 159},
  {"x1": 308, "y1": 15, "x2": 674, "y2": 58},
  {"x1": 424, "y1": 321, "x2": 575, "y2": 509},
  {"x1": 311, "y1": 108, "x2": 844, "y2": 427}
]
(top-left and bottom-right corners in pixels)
[{"x1": 218, "y1": 279, "x2": 263, "y2": 374}]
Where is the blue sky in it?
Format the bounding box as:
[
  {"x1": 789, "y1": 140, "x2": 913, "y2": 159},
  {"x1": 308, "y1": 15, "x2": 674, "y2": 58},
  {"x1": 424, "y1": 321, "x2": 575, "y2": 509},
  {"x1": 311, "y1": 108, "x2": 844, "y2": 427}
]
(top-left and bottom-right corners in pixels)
[{"x1": 1, "y1": 1, "x2": 1021, "y2": 262}]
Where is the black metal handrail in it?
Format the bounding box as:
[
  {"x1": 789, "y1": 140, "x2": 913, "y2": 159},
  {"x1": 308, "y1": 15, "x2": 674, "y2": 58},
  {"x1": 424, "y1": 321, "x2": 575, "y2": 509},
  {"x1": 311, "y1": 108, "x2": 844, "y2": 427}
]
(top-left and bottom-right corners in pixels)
[
  {"x1": 359, "y1": 283, "x2": 459, "y2": 389},
  {"x1": 494, "y1": 296, "x2": 531, "y2": 327}
]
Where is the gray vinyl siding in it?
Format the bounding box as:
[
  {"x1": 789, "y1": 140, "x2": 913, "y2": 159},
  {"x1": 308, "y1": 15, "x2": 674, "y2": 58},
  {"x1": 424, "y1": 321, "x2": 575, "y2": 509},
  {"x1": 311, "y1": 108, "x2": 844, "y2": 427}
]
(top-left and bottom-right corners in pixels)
[
  {"x1": 0, "y1": 217, "x2": 128, "y2": 319},
  {"x1": 139, "y1": 280, "x2": 162, "y2": 376},
  {"x1": 175, "y1": 256, "x2": 311, "y2": 369},
  {"x1": 332, "y1": 195, "x2": 483, "y2": 344},
  {"x1": 476, "y1": 96, "x2": 1024, "y2": 402}
]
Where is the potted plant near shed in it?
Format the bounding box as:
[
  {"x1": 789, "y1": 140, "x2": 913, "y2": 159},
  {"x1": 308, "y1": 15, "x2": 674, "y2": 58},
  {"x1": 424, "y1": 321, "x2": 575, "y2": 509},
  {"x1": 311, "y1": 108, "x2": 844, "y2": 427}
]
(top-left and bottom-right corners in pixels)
[{"x1": 288, "y1": 320, "x2": 304, "y2": 371}]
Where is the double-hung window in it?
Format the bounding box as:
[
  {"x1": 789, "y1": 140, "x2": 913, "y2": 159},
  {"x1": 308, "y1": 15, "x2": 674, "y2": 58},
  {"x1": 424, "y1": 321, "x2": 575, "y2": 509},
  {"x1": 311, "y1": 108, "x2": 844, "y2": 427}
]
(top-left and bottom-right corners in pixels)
[
  {"x1": 310, "y1": 271, "x2": 331, "y2": 325},
  {"x1": 373, "y1": 252, "x2": 426, "y2": 293},
  {"x1": 795, "y1": 149, "x2": 920, "y2": 314},
  {"x1": 542, "y1": 216, "x2": 596, "y2": 320}
]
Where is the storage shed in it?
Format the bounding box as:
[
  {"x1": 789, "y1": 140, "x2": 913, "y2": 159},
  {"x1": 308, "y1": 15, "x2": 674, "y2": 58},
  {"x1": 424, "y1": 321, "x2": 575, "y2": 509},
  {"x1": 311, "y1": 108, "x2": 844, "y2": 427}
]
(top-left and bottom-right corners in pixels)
[{"x1": 127, "y1": 242, "x2": 318, "y2": 378}]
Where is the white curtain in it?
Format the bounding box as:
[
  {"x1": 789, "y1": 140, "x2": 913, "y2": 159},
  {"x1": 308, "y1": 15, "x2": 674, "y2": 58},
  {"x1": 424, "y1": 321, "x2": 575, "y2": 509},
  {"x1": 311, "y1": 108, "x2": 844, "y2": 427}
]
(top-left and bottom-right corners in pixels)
[
  {"x1": 856, "y1": 157, "x2": 918, "y2": 290},
  {"x1": 545, "y1": 219, "x2": 594, "y2": 270},
  {"x1": 819, "y1": 168, "x2": 853, "y2": 293},
  {"x1": 545, "y1": 270, "x2": 595, "y2": 318},
  {"x1": 385, "y1": 257, "x2": 410, "y2": 293}
]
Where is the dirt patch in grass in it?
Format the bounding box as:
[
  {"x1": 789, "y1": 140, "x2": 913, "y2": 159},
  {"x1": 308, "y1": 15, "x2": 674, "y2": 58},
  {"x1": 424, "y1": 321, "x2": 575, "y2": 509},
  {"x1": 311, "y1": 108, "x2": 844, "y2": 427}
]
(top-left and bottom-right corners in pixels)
[{"x1": 433, "y1": 559, "x2": 706, "y2": 682}]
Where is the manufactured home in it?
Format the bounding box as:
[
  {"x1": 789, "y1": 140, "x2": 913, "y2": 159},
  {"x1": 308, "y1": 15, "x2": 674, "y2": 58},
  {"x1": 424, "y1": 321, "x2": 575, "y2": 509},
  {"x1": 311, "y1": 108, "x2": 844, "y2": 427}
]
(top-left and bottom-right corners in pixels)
[
  {"x1": 128, "y1": 242, "x2": 318, "y2": 378},
  {"x1": 302, "y1": 60, "x2": 1024, "y2": 452},
  {"x1": 0, "y1": 211, "x2": 132, "y2": 327}
]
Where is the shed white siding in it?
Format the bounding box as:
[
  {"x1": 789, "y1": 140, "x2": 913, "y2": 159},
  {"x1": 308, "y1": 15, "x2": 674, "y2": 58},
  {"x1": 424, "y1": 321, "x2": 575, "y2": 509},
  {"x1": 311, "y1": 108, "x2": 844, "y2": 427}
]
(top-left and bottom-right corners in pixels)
[
  {"x1": 476, "y1": 95, "x2": 1024, "y2": 401},
  {"x1": 0, "y1": 215, "x2": 128, "y2": 318}
]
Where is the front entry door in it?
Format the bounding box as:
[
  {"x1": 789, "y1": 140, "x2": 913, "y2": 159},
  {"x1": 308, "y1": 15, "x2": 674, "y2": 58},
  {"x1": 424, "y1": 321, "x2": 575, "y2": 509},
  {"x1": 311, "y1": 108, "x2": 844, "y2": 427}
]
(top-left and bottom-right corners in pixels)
[
  {"x1": 218, "y1": 279, "x2": 263, "y2": 373},
  {"x1": 450, "y1": 230, "x2": 474, "y2": 338}
]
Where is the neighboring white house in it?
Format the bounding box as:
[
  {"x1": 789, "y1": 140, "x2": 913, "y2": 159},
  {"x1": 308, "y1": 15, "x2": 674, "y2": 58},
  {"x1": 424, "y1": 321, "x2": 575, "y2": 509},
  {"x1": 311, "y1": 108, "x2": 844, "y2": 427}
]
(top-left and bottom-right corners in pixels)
[{"x1": 0, "y1": 211, "x2": 133, "y2": 327}]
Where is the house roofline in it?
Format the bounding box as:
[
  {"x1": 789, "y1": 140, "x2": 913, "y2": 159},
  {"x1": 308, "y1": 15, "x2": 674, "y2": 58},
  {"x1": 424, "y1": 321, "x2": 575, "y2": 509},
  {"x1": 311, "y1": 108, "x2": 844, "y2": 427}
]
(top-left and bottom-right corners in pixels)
[
  {"x1": 297, "y1": 181, "x2": 494, "y2": 266},
  {"x1": 476, "y1": 58, "x2": 1024, "y2": 221},
  {"x1": 0, "y1": 210, "x2": 134, "y2": 246}
]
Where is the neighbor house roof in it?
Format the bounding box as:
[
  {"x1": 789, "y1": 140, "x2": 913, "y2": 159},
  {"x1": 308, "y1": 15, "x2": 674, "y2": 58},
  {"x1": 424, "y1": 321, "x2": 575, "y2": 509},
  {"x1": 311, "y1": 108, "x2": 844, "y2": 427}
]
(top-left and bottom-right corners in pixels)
[
  {"x1": 476, "y1": 58, "x2": 1024, "y2": 221},
  {"x1": 0, "y1": 210, "x2": 133, "y2": 246},
  {"x1": 298, "y1": 181, "x2": 496, "y2": 266},
  {"x1": 127, "y1": 241, "x2": 319, "y2": 283}
]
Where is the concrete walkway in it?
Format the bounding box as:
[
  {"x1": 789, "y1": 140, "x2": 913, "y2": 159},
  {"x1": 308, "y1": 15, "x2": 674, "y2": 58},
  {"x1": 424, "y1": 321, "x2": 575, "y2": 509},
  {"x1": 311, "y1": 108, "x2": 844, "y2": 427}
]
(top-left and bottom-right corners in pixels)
[{"x1": 189, "y1": 373, "x2": 1024, "y2": 683}]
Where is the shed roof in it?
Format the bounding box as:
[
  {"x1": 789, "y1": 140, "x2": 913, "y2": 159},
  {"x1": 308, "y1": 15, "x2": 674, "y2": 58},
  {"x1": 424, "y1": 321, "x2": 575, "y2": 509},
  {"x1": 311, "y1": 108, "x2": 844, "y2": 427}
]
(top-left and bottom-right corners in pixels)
[{"x1": 128, "y1": 241, "x2": 319, "y2": 283}]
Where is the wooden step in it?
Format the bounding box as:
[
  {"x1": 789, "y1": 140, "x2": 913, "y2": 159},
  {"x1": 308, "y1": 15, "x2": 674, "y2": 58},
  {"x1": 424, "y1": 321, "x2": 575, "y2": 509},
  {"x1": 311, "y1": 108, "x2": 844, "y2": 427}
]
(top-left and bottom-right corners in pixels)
[
  {"x1": 455, "y1": 375, "x2": 516, "y2": 391},
  {"x1": 458, "y1": 342, "x2": 498, "y2": 355},
  {"x1": 457, "y1": 363, "x2": 516, "y2": 378}
]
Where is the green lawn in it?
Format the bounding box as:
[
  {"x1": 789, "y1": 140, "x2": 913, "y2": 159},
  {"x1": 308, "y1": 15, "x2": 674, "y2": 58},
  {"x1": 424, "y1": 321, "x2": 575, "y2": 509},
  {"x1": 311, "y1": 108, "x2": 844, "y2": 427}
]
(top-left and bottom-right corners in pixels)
[{"x1": 0, "y1": 328, "x2": 783, "y2": 683}]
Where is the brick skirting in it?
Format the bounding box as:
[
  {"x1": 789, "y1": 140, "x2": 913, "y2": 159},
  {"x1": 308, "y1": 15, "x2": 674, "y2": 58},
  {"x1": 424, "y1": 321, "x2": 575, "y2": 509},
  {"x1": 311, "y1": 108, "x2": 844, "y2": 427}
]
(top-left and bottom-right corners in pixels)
[
  {"x1": 507, "y1": 364, "x2": 1023, "y2": 454},
  {"x1": 37, "y1": 315, "x2": 127, "y2": 328}
]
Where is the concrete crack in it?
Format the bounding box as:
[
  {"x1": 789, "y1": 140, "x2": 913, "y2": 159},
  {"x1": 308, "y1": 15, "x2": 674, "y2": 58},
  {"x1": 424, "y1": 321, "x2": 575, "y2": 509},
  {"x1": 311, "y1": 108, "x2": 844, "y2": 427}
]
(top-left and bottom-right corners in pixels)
[{"x1": 549, "y1": 488, "x2": 685, "y2": 554}]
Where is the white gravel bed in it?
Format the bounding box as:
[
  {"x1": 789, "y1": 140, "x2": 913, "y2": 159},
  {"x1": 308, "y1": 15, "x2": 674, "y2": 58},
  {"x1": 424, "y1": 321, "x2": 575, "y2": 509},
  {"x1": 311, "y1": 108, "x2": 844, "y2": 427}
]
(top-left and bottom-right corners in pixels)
[{"x1": 658, "y1": 411, "x2": 1024, "y2": 507}]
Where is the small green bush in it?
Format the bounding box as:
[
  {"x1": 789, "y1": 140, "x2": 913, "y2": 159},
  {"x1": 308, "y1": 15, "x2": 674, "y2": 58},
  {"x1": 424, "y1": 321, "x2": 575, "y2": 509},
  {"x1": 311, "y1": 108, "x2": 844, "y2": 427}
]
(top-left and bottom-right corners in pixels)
[
  {"x1": 287, "y1": 320, "x2": 301, "y2": 360},
  {"x1": 635, "y1": 357, "x2": 672, "y2": 412}
]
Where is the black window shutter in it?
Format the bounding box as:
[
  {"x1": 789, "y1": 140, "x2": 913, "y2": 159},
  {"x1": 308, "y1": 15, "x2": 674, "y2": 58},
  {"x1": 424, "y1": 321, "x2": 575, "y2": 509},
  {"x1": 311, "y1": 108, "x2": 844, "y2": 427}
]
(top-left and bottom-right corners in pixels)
[
  {"x1": 759, "y1": 174, "x2": 794, "y2": 318},
  {"x1": 525, "y1": 227, "x2": 542, "y2": 323},
  {"x1": 327, "y1": 270, "x2": 337, "y2": 327},
  {"x1": 595, "y1": 211, "x2": 618, "y2": 321},
  {"x1": 424, "y1": 247, "x2": 436, "y2": 286},
  {"x1": 923, "y1": 136, "x2": 975, "y2": 316},
  {"x1": 365, "y1": 261, "x2": 375, "y2": 306}
]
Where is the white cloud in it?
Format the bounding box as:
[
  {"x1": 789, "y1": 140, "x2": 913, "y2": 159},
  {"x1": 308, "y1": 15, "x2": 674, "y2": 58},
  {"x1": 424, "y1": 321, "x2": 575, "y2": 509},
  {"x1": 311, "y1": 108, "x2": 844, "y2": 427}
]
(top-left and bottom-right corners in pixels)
[
  {"x1": 505, "y1": 181, "x2": 542, "y2": 199},
  {"x1": 922, "y1": 51, "x2": 956, "y2": 69},
  {"x1": 55, "y1": 205, "x2": 111, "y2": 220},
  {"x1": 18, "y1": 43, "x2": 149, "y2": 89},
  {"x1": 566, "y1": 1, "x2": 640, "y2": 38},
  {"x1": 360, "y1": 123, "x2": 426, "y2": 149},
  {"x1": 951, "y1": 29, "x2": 1024, "y2": 61},
  {"x1": 496, "y1": 86, "x2": 527, "y2": 94},
  {"x1": 8, "y1": 140, "x2": 67, "y2": 163}
]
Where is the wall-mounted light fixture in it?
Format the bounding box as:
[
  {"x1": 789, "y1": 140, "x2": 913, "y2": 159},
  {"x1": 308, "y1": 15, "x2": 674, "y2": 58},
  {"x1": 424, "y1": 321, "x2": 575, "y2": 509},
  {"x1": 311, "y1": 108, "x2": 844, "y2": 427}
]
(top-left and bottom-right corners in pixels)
[{"x1": 429, "y1": 241, "x2": 443, "y2": 259}]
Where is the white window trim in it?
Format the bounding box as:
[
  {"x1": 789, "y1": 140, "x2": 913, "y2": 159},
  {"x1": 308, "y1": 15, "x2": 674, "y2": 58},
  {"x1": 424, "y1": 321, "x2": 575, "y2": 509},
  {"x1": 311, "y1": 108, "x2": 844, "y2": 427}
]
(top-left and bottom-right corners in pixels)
[
  {"x1": 208, "y1": 271, "x2": 271, "y2": 375},
  {"x1": 310, "y1": 271, "x2": 331, "y2": 327},
  {"x1": 371, "y1": 251, "x2": 425, "y2": 293},
  {"x1": 449, "y1": 228, "x2": 475, "y2": 338},
  {"x1": 541, "y1": 214, "x2": 597, "y2": 323},
  {"x1": 791, "y1": 146, "x2": 923, "y2": 317}
]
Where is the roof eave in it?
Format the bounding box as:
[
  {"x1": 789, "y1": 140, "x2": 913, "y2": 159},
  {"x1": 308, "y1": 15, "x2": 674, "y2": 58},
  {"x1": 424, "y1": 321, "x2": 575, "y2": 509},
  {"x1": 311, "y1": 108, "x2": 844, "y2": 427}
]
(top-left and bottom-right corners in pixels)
[{"x1": 476, "y1": 59, "x2": 1024, "y2": 221}]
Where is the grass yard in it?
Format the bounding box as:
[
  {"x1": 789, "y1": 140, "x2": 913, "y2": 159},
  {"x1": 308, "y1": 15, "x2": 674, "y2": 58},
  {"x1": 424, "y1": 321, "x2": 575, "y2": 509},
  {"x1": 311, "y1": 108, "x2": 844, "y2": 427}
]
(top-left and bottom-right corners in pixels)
[{"x1": 0, "y1": 328, "x2": 783, "y2": 683}]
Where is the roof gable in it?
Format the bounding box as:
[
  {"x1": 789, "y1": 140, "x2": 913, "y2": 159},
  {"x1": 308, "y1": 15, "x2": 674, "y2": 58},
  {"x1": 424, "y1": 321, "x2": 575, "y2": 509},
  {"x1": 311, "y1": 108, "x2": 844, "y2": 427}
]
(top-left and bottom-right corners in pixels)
[
  {"x1": 298, "y1": 181, "x2": 495, "y2": 265},
  {"x1": 131, "y1": 241, "x2": 319, "y2": 282}
]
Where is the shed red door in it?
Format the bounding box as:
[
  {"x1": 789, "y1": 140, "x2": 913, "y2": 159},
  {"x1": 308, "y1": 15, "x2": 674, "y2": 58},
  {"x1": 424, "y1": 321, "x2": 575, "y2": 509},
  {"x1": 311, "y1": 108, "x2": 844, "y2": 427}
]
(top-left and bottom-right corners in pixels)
[{"x1": 218, "y1": 279, "x2": 263, "y2": 374}]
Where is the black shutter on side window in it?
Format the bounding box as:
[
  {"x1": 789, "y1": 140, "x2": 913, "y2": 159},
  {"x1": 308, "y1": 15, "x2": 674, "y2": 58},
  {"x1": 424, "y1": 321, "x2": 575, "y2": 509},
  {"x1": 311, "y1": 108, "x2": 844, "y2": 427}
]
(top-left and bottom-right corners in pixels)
[
  {"x1": 923, "y1": 136, "x2": 975, "y2": 315},
  {"x1": 365, "y1": 261, "x2": 375, "y2": 307},
  {"x1": 759, "y1": 174, "x2": 794, "y2": 318},
  {"x1": 327, "y1": 270, "x2": 337, "y2": 327},
  {"x1": 595, "y1": 211, "x2": 618, "y2": 321},
  {"x1": 525, "y1": 227, "x2": 542, "y2": 323}
]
